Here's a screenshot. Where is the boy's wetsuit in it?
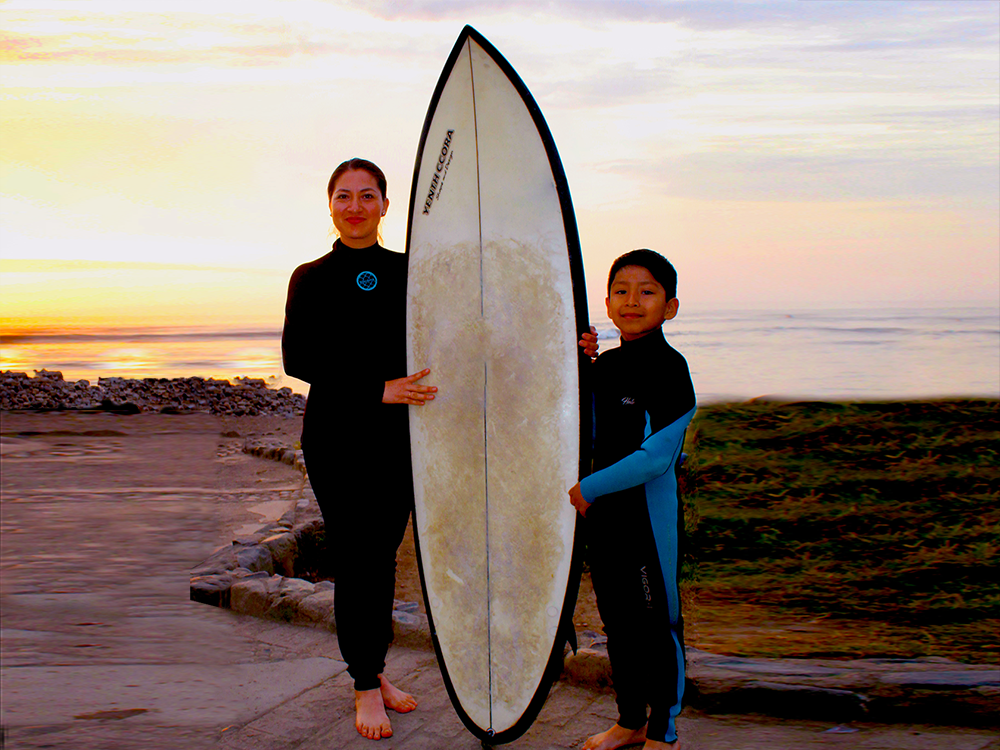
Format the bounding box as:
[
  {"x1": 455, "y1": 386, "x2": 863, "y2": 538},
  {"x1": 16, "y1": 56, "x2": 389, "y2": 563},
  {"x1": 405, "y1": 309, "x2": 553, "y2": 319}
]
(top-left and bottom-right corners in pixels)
[
  {"x1": 282, "y1": 240, "x2": 413, "y2": 692},
  {"x1": 579, "y1": 328, "x2": 695, "y2": 745}
]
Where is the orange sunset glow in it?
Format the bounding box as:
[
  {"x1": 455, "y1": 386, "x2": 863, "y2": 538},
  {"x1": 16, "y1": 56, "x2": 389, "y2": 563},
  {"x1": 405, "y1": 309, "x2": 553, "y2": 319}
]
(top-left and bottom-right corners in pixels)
[{"x1": 1, "y1": 1, "x2": 997, "y2": 389}]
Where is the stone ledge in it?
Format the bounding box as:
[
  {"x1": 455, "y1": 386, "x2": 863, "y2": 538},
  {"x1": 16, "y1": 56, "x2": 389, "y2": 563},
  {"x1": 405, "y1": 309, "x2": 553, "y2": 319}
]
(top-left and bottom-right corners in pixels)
[
  {"x1": 190, "y1": 435, "x2": 1000, "y2": 728},
  {"x1": 192, "y1": 436, "x2": 434, "y2": 651}
]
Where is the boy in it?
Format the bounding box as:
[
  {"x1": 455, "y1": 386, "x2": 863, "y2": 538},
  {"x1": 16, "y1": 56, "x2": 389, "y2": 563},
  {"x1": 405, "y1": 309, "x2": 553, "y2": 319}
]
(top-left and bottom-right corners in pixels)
[{"x1": 568, "y1": 249, "x2": 696, "y2": 750}]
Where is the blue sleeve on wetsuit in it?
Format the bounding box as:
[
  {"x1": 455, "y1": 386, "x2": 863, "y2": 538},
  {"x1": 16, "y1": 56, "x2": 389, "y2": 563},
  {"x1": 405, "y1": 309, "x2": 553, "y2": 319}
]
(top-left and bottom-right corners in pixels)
[{"x1": 579, "y1": 405, "x2": 696, "y2": 503}]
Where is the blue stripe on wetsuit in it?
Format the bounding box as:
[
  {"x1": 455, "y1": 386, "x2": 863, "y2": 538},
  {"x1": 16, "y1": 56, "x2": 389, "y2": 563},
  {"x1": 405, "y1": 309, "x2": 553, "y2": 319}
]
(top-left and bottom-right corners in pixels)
[
  {"x1": 579, "y1": 404, "x2": 695, "y2": 620},
  {"x1": 578, "y1": 404, "x2": 696, "y2": 744}
]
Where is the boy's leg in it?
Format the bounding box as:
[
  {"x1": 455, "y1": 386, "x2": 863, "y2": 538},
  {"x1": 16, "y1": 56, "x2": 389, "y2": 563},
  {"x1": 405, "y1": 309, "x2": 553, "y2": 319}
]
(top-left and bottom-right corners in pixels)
[
  {"x1": 641, "y1": 607, "x2": 683, "y2": 744},
  {"x1": 585, "y1": 499, "x2": 653, "y2": 733},
  {"x1": 598, "y1": 557, "x2": 682, "y2": 741},
  {"x1": 587, "y1": 496, "x2": 685, "y2": 746},
  {"x1": 640, "y1": 516, "x2": 684, "y2": 745}
]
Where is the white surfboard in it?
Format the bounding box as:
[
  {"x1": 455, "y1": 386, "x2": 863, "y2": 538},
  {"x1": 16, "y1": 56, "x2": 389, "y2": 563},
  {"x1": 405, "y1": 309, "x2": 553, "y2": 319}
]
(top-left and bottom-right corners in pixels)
[{"x1": 405, "y1": 26, "x2": 590, "y2": 744}]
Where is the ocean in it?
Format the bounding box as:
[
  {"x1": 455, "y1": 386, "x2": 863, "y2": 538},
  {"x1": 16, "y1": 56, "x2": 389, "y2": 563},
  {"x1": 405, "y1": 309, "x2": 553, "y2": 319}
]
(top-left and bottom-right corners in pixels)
[{"x1": 2, "y1": 306, "x2": 997, "y2": 403}]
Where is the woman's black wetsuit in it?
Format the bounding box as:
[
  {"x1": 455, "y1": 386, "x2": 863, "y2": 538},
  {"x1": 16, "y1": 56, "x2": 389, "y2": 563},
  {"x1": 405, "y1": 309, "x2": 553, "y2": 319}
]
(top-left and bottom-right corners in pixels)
[{"x1": 282, "y1": 239, "x2": 413, "y2": 692}]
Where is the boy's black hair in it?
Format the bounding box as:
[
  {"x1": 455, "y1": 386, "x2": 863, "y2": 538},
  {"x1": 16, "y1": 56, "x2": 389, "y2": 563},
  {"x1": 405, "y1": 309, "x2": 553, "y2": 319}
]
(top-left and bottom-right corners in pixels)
[{"x1": 607, "y1": 249, "x2": 678, "y2": 298}]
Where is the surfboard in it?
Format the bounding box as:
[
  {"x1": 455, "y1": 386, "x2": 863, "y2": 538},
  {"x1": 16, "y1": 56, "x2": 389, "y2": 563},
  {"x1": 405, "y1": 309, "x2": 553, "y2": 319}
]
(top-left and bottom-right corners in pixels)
[{"x1": 405, "y1": 25, "x2": 590, "y2": 744}]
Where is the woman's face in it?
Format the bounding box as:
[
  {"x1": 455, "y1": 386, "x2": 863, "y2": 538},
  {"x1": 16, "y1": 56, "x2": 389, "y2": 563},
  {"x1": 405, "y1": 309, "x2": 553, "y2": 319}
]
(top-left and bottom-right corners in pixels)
[{"x1": 329, "y1": 169, "x2": 388, "y2": 248}]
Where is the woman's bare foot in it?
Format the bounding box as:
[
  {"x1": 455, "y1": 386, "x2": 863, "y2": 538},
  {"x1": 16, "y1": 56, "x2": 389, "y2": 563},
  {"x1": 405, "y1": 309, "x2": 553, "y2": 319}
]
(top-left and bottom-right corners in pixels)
[
  {"x1": 355, "y1": 688, "x2": 392, "y2": 740},
  {"x1": 643, "y1": 740, "x2": 680, "y2": 749},
  {"x1": 379, "y1": 674, "x2": 417, "y2": 713},
  {"x1": 582, "y1": 722, "x2": 647, "y2": 750}
]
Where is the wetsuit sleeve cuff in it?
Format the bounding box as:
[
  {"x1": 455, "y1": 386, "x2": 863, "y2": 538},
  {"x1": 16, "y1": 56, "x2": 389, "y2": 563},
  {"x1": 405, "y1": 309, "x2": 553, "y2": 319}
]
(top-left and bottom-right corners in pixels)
[{"x1": 578, "y1": 476, "x2": 599, "y2": 504}]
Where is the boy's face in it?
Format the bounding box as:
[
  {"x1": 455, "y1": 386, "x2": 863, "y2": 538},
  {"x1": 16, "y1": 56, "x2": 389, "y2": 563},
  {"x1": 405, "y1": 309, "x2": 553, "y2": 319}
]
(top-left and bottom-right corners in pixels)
[{"x1": 606, "y1": 265, "x2": 679, "y2": 341}]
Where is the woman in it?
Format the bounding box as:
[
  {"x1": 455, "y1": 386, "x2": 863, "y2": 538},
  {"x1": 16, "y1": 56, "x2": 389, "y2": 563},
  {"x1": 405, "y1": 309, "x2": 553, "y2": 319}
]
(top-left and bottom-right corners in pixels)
[{"x1": 282, "y1": 158, "x2": 437, "y2": 741}]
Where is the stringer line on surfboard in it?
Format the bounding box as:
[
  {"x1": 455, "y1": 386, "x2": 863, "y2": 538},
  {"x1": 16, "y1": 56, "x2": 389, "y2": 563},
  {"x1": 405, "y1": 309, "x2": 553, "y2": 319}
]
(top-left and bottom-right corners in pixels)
[{"x1": 466, "y1": 36, "x2": 495, "y2": 731}]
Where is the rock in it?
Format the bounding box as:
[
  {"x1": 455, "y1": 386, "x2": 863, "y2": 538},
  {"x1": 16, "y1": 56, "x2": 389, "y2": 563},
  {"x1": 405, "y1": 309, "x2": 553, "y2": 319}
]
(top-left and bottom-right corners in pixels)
[
  {"x1": 299, "y1": 589, "x2": 337, "y2": 625},
  {"x1": 879, "y1": 670, "x2": 1000, "y2": 688},
  {"x1": 261, "y1": 532, "x2": 298, "y2": 577},
  {"x1": 563, "y1": 648, "x2": 613, "y2": 690},
  {"x1": 391, "y1": 607, "x2": 433, "y2": 651},
  {"x1": 715, "y1": 681, "x2": 869, "y2": 722},
  {"x1": 230, "y1": 578, "x2": 274, "y2": 617},
  {"x1": 266, "y1": 578, "x2": 317, "y2": 622},
  {"x1": 190, "y1": 547, "x2": 237, "y2": 577},
  {"x1": 232, "y1": 568, "x2": 270, "y2": 581},
  {"x1": 190, "y1": 574, "x2": 233, "y2": 607},
  {"x1": 275, "y1": 576, "x2": 315, "y2": 598},
  {"x1": 234, "y1": 544, "x2": 274, "y2": 574}
]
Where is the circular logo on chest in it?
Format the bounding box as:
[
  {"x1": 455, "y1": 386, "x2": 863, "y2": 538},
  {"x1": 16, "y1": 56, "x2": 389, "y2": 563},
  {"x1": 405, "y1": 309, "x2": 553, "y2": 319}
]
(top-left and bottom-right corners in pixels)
[{"x1": 356, "y1": 271, "x2": 377, "y2": 291}]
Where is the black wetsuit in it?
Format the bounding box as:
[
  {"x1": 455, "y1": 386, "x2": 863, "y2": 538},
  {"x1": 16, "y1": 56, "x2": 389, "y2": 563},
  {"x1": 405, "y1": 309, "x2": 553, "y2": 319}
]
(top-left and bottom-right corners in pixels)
[
  {"x1": 282, "y1": 239, "x2": 412, "y2": 692},
  {"x1": 579, "y1": 328, "x2": 696, "y2": 744}
]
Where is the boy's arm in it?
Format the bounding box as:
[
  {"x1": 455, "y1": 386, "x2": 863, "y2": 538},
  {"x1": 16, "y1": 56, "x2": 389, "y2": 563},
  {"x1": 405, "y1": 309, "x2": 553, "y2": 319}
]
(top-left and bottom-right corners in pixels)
[{"x1": 579, "y1": 405, "x2": 696, "y2": 503}]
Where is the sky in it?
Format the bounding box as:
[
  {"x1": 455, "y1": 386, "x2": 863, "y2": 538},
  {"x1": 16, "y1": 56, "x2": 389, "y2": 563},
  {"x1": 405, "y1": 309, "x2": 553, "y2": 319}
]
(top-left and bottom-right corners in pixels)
[{"x1": 2, "y1": 0, "x2": 998, "y2": 331}]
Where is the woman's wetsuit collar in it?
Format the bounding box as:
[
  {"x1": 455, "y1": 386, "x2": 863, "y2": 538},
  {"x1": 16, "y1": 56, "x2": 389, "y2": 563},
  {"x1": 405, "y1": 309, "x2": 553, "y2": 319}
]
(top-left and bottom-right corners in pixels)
[{"x1": 333, "y1": 238, "x2": 381, "y2": 252}]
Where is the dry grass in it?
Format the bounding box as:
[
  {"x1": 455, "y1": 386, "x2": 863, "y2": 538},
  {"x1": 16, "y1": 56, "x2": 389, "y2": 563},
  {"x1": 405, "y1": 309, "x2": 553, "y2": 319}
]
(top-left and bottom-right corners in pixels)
[{"x1": 682, "y1": 399, "x2": 1000, "y2": 663}]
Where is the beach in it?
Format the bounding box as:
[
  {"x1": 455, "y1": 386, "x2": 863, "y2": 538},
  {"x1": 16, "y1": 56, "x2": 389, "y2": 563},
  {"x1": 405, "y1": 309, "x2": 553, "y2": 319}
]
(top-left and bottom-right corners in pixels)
[{"x1": 3, "y1": 378, "x2": 998, "y2": 748}]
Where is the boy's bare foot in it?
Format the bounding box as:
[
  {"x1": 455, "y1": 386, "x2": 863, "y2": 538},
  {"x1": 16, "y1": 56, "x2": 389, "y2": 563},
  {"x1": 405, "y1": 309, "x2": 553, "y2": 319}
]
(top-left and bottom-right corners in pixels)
[
  {"x1": 379, "y1": 674, "x2": 417, "y2": 713},
  {"x1": 643, "y1": 740, "x2": 680, "y2": 750},
  {"x1": 582, "y1": 722, "x2": 647, "y2": 750},
  {"x1": 355, "y1": 688, "x2": 392, "y2": 740}
]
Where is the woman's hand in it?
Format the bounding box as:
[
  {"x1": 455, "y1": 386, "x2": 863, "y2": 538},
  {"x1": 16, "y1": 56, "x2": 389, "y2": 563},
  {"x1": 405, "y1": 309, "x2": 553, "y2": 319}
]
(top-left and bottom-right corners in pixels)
[
  {"x1": 384, "y1": 369, "x2": 437, "y2": 405},
  {"x1": 568, "y1": 482, "x2": 590, "y2": 517},
  {"x1": 579, "y1": 326, "x2": 599, "y2": 359}
]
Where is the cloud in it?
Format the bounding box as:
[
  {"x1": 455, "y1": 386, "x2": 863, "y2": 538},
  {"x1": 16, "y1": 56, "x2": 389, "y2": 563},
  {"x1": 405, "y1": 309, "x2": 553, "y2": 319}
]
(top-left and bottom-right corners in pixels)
[
  {"x1": 0, "y1": 24, "x2": 346, "y2": 67},
  {"x1": 0, "y1": 259, "x2": 277, "y2": 273},
  {"x1": 603, "y1": 149, "x2": 1000, "y2": 202},
  {"x1": 333, "y1": 0, "x2": 999, "y2": 34},
  {"x1": 536, "y1": 61, "x2": 684, "y2": 107}
]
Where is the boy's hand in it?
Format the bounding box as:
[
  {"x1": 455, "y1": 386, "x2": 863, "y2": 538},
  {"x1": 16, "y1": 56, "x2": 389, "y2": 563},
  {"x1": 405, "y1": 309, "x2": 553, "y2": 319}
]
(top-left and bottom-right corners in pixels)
[
  {"x1": 568, "y1": 482, "x2": 590, "y2": 517},
  {"x1": 383, "y1": 369, "x2": 437, "y2": 405},
  {"x1": 578, "y1": 326, "x2": 598, "y2": 359}
]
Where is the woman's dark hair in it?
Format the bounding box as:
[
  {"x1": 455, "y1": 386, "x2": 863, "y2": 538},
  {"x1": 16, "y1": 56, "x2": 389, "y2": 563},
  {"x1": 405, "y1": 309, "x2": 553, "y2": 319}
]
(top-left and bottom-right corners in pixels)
[
  {"x1": 607, "y1": 249, "x2": 678, "y2": 298},
  {"x1": 327, "y1": 158, "x2": 388, "y2": 201}
]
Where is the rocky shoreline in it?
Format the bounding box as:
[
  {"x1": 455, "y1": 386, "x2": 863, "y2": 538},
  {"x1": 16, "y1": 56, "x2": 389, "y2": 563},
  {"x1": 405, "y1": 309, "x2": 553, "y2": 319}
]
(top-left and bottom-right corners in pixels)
[{"x1": 0, "y1": 370, "x2": 305, "y2": 416}]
